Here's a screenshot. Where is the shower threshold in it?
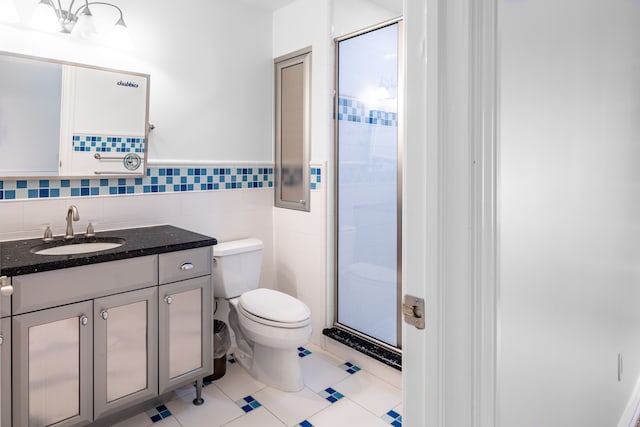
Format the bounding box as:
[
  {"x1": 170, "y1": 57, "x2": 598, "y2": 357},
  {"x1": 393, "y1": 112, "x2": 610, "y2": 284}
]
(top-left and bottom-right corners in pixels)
[{"x1": 322, "y1": 327, "x2": 401, "y2": 371}]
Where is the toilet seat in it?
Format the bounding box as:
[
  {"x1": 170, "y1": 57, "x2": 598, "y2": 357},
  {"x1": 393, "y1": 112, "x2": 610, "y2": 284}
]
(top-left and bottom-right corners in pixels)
[{"x1": 238, "y1": 288, "x2": 311, "y2": 329}]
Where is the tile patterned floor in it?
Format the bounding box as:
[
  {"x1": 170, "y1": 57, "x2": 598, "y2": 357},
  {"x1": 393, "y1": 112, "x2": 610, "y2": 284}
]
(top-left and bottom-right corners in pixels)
[{"x1": 113, "y1": 343, "x2": 402, "y2": 427}]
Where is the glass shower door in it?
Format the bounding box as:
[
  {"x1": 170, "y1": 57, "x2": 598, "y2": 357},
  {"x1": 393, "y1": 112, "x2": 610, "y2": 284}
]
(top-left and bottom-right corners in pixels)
[{"x1": 336, "y1": 22, "x2": 401, "y2": 348}]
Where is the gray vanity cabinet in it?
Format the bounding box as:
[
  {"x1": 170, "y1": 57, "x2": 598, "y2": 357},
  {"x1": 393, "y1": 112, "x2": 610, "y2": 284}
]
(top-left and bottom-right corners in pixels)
[
  {"x1": 159, "y1": 276, "x2": 212, "y2": 394},
  {"x1": 4, "y1": 238, "x2": 214, "y2": 425},
  {"x1": 12, "y1": 301, "x2": 94, "y2": 427},
  {"x1": 0, "y1": 317, "x2": 11, "y2": 427},
  {"x1": 158, "y1": 247, "x2": 213, "y2": 394},
  {"x1": 93, "y1": 287, "x2": 159, "y2": 419}
]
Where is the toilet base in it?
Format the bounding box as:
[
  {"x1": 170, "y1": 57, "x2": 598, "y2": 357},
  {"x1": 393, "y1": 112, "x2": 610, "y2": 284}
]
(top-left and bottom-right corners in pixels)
[{"x1": 235, "y1": 343, "x2": 304, "y2": 392}]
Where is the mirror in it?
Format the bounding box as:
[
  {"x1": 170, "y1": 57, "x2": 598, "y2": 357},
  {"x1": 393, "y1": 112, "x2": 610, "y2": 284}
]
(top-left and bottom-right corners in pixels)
[{"x1": 0, "y1": 52, "x2": 150, "y2": 178}]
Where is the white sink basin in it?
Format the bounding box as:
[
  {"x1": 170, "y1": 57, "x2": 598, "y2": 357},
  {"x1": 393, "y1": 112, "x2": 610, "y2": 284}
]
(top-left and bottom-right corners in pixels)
[{"x1": 31, "y1": 238, "x2": 125, "y2": 256}]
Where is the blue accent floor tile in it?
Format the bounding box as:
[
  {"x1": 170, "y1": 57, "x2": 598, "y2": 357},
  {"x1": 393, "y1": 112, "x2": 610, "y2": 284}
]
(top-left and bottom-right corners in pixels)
[
  {"x1": 298, "y1": 346, "x2": 312, "y2": 358},
  {"x1": 382, "y1": 409, "x2": 403, "y2": 426},
  {"x1": 339, "y1": 361, "x2": 362, "y2": 374},
  {"x1": 235, "y1": 395, "x2": 261, "y2": 413},
  {"x1": 319, "y1": 387, "x2": 344, "y2": 403},
  {"x1": 146, "y1": 404, "x2": 172, "y2": 423}
]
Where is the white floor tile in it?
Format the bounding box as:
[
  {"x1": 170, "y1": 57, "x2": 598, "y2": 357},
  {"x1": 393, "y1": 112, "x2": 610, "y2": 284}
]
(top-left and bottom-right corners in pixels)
[
  {"x1": 166, "y1": 383, "x2": 245, "y2": 427},
  {"x1": 147, "y1": 415, "x2": 182, "y2": 427},
  {"x1": 253, "y1": 386, "x2": 331, "y2": 426},
  {"x1": 308, "y1": 398, "x2": 390, "y2": 427},
  {"x1": 111, "y1": 412, "x2": 154, "y2": 427},
  {"x1": 107, "y1": 346, "x2": 402, "y2": 427},
  {"x1": 300, "y1": 351, "x2": 350, "y2": 393},
  {"x1": 220, "y1": 407, "x2": 286, "y2": 427},
  {"x1": 213, "y1": 361, "x2": 266, "y2": 401},
  {"x1": 333, "y1": 370, "x2": 402, "y2": 416}
]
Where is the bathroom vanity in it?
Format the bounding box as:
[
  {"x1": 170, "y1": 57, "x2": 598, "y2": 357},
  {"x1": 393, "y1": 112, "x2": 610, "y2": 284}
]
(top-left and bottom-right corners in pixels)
[{"x1": 0, "y1": 225, "x2": 217, "y2": 426}]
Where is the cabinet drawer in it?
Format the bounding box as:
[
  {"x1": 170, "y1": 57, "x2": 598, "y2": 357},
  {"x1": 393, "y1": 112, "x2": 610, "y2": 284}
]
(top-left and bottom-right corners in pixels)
[
  {"x1": 158, "y1": 247, "x2": 212, "y2": 285},
  {"x1": 12, "y1": 255, "x2": 158, "y2": 315}
]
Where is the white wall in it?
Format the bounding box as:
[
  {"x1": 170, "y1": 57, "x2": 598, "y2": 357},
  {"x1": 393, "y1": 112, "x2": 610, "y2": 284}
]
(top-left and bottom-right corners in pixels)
[
  {"x1": 0, "y1": 1, "x2": 276, "y2": 284},
  {"x1": 1, "y1": 0, "x2": 273, "y2": 162},
  {"x1": 333, "y1": 0, "x2": 401, "y2": 38},
  {"x1": 272, "y1": 0, "x2": 332, "y2": 346},
  {"x1": 0, "y1": 189, "x2": 275, "y2": 287},
  {"x1": 271, "y1": 0, "x2": 401, "y2": 385},
  {"x1": 499, "y1": 1, "x2": 640, "y2": 426}
]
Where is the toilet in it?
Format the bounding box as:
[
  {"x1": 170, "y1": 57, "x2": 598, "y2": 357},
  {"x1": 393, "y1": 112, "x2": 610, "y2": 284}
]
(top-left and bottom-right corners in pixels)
[{"x1": 212, "y1": 238, "x2": 312, "y2": 392}]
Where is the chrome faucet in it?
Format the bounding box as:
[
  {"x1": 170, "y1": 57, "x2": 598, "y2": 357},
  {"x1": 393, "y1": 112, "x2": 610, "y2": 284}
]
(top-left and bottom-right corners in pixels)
[{"x1": 65, "y1": 205, "x2": 80, "y2": 239}]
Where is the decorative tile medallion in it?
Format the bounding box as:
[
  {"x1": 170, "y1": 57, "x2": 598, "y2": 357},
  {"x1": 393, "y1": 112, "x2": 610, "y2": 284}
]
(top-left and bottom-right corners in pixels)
[
  {"x1": 318, "y1": 387, "x2": 344, "y2": 403},
  {"x1": 146, "y1": 404, "x2": 172, "y2": 423},
  {"x1": 235, "y1": 395, "x2": 262, "y2": 413},
  {"x1": 381, "y1": 409, "x2": 403, "y2": 426}
]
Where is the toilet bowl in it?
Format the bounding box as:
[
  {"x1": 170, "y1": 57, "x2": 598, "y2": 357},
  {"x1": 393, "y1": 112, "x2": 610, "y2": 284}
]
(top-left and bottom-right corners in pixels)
[{"x1": 213, "y1": 239, "x2": 312, "y2": 392}]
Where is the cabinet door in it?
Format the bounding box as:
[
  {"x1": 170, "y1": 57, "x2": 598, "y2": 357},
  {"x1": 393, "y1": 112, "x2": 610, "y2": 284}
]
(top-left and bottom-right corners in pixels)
[
  {"x1": 13, "y1": 301, "x2": 93, "y2": 427},
  {"x1": 159, "y1": 276, "x2": 212, "y2": 393},
  {"x1": 94, "y1": 287, "x2": 158, "y2": 419},
  {"x1": 0, "y1": 317, "x2": 11, "y2": 427}
]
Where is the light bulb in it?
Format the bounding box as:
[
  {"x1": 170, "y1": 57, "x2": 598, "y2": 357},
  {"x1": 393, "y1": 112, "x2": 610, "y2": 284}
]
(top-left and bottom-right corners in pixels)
[
  {"x1": 29, "y1": 0, "x2": 59, "y2": 32},
  {"x1": 73, "y1": 7, "x2": 97, "y2": 39},
  {"x1": 0, "y1": 0, "x2": 20, "y2": 24},
  {"x1": 106, "y1": 17, "x2": 133, "y2": 49}
]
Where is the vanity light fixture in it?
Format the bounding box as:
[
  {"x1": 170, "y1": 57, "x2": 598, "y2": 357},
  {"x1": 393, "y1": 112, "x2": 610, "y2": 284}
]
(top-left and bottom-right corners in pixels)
[{"x1": 23, "y1": 0, "x2": 133, "y2": 48}]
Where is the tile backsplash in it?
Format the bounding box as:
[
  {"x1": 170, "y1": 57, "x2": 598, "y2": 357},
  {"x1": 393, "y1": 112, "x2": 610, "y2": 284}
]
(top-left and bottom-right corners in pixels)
[
  {"x1": 0, "y1": 166, "x2": 274, "y2": 201},
  {"x1": 72, "y1": 135, "x2": 145, "y2": 154},
  {"x1": 0, "y1": 164, "x2": 325, "y2": 201}
]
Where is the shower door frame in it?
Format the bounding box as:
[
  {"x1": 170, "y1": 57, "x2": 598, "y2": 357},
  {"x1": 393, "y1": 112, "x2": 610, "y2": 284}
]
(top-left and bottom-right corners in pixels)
[{"x1": 333, "y1": 18, "x2": 404, "y2": 352}]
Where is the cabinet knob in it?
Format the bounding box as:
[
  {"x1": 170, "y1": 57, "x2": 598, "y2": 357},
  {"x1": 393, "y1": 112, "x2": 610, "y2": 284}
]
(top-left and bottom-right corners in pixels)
[
  {"x1": 0, "y1": 284, "x2": 13, "y2": 297},
  {"x1": 80, "y1": 315, "x2": 89, "y2": 326},
  {"x1": 0, "y1": 276, "x2": 12, "y2": 297},
  {"x1": 164, "y1": 295, "x2": 173, "y2": 304},
  {"x1": 0, "y1": 335, "x2": 4, "y2": 346},
  {"x1": 180, "y1": 262, "x2": 194, "y2": 271},
  {"x1": 100, "y1": 309, "x2": 109, "y2": 320}
]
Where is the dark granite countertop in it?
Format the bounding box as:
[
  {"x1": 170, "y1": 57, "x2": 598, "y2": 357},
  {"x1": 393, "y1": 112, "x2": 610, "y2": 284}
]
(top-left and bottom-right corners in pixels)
[{"x1": 0, "y1": 225, "x2": 217, "y2": 277}]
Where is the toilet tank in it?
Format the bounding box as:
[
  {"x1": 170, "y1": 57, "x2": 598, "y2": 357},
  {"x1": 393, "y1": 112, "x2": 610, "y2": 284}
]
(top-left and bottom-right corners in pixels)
[{"x1": 213, "y1": 238, "x2": 264, "y2": 298}]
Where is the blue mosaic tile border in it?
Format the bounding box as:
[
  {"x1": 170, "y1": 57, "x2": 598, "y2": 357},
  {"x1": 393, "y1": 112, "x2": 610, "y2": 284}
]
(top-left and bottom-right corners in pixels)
[
  {"x1": 72, "y1": 134, "x2": 145, "y2": 153},
  {"x1": 0, "y1": 165, "x2": 327, "y2": 200},
  {"x1": 337, "y1": 97, "x2": 397, "y2": 127},
  {"x1": 0, "y1": 166, "x2": 274, "y2": 200},
  {"x1": 310, "y1": 167, "x2": 322, "y2": 191}
]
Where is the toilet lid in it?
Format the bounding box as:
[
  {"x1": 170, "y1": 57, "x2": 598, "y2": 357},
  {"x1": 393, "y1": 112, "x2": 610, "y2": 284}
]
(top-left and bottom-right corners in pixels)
[{"x1": 239, "y1": 288, "x2": 310, "y2": 324}]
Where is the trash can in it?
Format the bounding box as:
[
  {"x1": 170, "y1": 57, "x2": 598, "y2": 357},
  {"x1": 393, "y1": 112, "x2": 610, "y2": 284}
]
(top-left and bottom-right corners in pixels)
[{"x1": 205, "y1": 320, "x2": 230, "y2": 381}]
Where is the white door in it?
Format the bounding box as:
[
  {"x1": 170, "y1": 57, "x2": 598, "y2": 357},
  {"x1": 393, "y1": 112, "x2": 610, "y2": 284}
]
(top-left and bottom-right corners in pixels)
[{"x1": 402, "y1": 0, "x2": 498, "y2": 425}]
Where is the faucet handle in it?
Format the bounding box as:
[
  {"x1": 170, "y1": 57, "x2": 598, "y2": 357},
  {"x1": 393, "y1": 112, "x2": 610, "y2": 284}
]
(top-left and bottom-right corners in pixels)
[
  {"x1": 43, "y1": 226, "x2": 53, "y2": 242},
  {"x1": 85, "y1": 222, "x2": 95, "y2": 237}
]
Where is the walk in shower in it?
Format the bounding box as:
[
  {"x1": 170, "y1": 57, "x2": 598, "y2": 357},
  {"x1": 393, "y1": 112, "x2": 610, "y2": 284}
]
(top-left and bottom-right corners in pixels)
[{"x1": 334, "y1": 20, "x2": 402, "y2": 351}]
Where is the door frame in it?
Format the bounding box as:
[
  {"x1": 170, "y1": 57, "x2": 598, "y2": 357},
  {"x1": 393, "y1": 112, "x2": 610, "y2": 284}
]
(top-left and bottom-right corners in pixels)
[{"x1": 402, "y1": 0, "x2": 499, "y2": 425}]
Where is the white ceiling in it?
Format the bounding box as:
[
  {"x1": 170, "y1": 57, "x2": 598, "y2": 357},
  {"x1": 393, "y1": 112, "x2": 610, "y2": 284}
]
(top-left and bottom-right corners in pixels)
[
  {"x1": 235, "y1": 0, "x2": 296, "y2": 12},
  {"x1": 236, "y1": 0, "x2": 402, "y2": 14}
]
